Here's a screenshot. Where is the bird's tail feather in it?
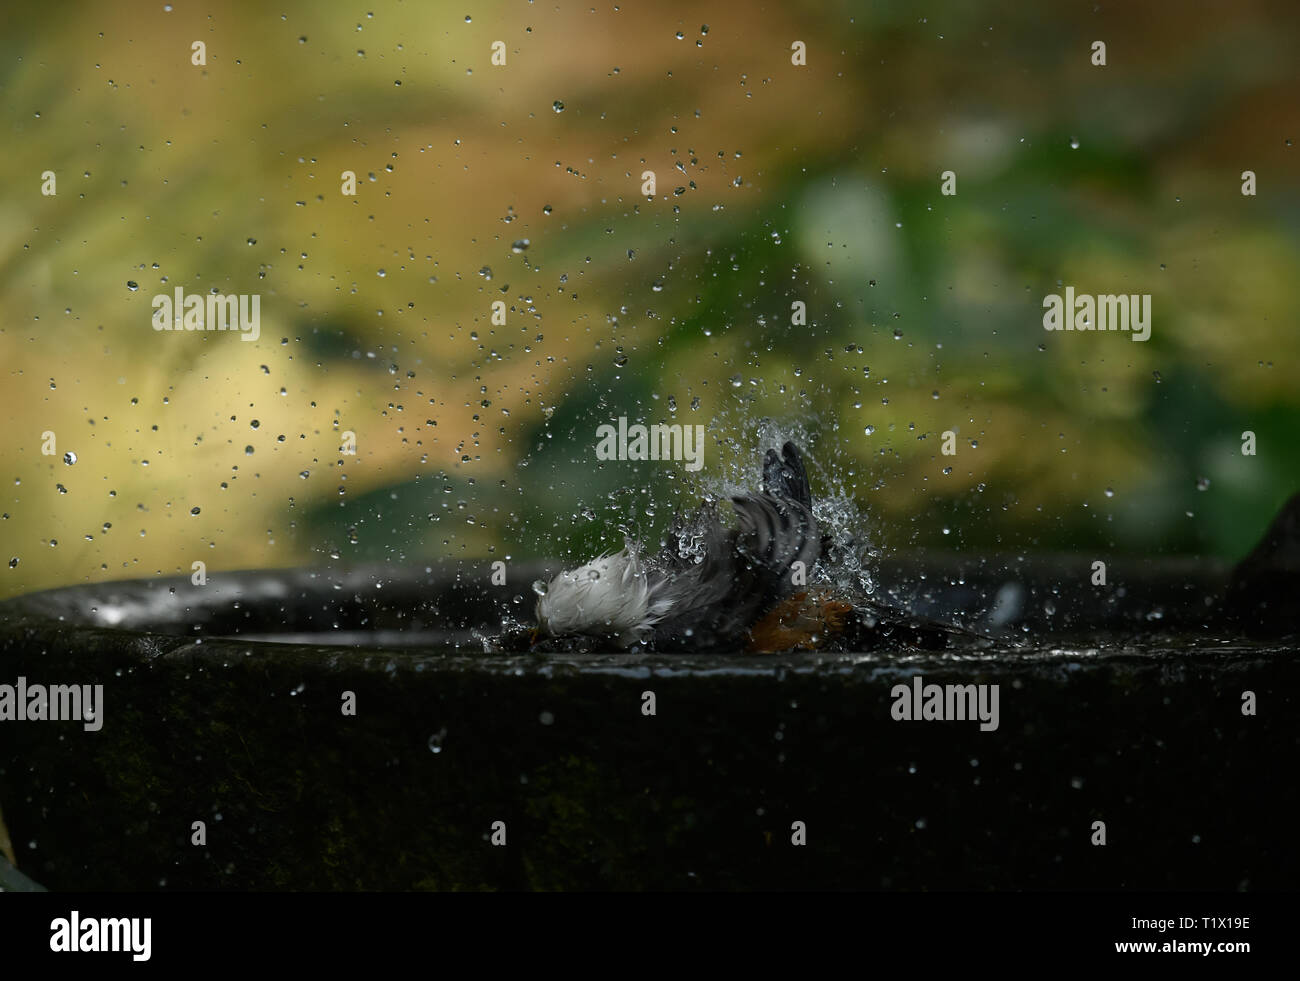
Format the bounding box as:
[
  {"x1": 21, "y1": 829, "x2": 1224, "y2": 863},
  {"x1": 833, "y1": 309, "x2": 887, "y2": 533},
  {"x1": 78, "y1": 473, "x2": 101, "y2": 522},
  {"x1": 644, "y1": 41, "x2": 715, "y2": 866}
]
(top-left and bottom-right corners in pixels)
[{"x1": 762, "y1": 441, "x2": 813, "y2": 508}]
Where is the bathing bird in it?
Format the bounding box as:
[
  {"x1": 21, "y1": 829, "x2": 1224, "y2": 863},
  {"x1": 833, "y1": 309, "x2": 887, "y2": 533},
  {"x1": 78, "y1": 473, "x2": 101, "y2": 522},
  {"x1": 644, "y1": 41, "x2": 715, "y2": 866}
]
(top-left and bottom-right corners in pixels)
[{"x1": 531, "y1": 441, "x2": 852, "y2": 652}]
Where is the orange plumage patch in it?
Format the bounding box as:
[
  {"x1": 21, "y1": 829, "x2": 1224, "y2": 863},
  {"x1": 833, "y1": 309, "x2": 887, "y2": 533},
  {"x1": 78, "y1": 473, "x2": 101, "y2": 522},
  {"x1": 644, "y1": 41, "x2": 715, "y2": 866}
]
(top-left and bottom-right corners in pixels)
[{"x1": 745, "y1": 591, "x2": 853, "y2": 652}]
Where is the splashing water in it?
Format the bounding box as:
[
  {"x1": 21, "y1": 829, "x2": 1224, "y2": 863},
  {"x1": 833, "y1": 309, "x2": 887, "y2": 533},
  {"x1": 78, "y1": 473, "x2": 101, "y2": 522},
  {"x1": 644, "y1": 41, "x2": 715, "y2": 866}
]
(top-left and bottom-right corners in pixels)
[{"x1": 536, "y1": 399, "x2": 880, "y2": 602}]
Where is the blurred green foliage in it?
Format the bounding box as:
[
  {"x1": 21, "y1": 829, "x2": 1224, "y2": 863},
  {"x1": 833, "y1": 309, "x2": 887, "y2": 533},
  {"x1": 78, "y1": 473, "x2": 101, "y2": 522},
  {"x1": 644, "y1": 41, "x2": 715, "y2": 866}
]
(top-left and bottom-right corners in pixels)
[{"x1": 1, "y1": 0, "x2": 1298, "y2": 598}]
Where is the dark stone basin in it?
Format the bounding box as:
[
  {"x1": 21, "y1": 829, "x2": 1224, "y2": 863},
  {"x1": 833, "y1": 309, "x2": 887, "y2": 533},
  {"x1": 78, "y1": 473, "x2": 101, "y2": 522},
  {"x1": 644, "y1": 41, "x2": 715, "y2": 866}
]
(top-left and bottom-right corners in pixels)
[{"x1": 0, "y1": 549, "x2": 1297, "y2": 890}]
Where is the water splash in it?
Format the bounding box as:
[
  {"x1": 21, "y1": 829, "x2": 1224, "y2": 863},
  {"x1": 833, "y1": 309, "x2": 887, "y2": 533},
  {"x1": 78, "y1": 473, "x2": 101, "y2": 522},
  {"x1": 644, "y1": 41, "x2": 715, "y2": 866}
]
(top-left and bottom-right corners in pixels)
[{"x1": 543, "y1": 399, "x2": 880, "y2": 601}]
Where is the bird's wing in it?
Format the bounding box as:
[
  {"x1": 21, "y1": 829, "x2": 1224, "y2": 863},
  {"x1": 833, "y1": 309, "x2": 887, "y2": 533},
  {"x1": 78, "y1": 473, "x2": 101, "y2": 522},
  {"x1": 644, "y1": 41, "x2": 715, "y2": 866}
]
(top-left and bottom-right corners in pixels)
[{"x1": 649, "y1": 492, "x2": 819, "y2": 650}]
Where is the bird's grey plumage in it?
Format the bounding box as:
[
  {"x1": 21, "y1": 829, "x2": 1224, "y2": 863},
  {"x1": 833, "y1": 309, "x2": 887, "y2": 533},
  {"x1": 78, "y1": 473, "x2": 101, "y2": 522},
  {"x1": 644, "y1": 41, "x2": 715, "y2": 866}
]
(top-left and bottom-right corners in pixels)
[{"x1": 536, "y1": 441, "x2": 820, "y2": 651}]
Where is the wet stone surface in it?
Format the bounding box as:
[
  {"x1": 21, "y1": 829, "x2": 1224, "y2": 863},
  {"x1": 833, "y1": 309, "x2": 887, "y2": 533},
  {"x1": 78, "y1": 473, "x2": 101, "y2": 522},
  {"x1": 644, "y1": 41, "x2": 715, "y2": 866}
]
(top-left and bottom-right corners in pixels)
[{"x1": 0, "y1": 552, "x2": 1296, "y2": 890}]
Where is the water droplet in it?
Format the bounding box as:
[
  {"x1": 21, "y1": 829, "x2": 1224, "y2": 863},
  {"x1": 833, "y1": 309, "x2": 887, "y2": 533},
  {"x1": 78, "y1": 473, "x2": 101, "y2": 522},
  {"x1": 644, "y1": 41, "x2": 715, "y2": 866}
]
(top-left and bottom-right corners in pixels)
[
  {"x1": 1195, "y1": 476, "x2": 1210, "y2": 491},
  {"x1": 552, "y1": 100, "x2": 565, "y2": 113},
  {"x1": 1104, "y1": 487, "x2": 1114, "y2": 498},
  {"x1": 63, "y1": 451, "x2": 77, "y2": 465},
  {"x1": 428, "y1": 727, "x2": 448, "y2": 753},
  {"x1": 511, "y1": 239, "x2": 530, "y2": 253},
  {"x1": 126, "y1": 281, "x2": 138, "y2": 291},
  {"x1": 1069, "y1": 137, "x2": 1080, "y2": 149},
  {"x1": 190, "y1": 506, "x2": 201, "y2": 515},
  {"x1": 539, "y1": 711, "x2": 555, "y2": 725}
]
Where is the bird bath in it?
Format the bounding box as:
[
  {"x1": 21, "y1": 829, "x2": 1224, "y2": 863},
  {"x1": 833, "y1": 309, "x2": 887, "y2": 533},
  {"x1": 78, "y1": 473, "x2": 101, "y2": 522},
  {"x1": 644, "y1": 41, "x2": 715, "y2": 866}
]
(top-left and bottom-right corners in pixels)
[{"x1": 1, "y1": 540, "x2": 1296, "y2": 891}]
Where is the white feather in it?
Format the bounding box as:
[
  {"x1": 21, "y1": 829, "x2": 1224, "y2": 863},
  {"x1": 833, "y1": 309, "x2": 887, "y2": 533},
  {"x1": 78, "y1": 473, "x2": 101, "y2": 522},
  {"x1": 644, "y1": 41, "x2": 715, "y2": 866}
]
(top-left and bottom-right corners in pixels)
[{"x1": 536, "y1": 547, "x2": 672, "y2": 645}]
